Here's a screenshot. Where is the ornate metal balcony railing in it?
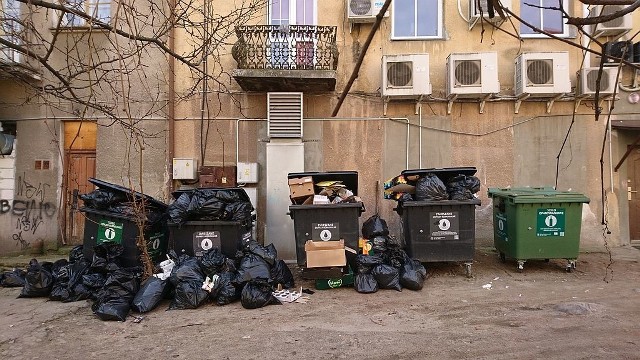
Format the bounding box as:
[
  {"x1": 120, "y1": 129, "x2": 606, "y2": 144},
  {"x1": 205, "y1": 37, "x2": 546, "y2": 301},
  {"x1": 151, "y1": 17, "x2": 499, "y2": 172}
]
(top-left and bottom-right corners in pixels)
[{"x1": 233, "y1": 25, "x2": 338, "y2": 71}]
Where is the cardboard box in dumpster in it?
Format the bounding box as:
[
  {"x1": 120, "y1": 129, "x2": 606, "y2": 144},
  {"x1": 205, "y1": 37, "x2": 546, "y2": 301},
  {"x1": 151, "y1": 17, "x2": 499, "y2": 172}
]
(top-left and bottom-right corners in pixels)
[
  {"x1": 305, "y1": 240, "x2": 346, "y2": 268},
  {"x1": 289, "y1": 176, "x2": 314, "y2": 200}
]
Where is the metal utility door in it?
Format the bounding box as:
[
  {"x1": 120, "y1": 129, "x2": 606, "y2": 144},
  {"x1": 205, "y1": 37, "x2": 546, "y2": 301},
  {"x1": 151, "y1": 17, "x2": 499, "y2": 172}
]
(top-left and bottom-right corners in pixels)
[
  {"x1": 65, "y1": 151, "x2": 96, "y2": 244},
  {"x1": 628, "y1": 146, "x2": 640, "y2": 240},
  {"x1": 265, "y1": 141, "x2": 304, "y2": 261}
]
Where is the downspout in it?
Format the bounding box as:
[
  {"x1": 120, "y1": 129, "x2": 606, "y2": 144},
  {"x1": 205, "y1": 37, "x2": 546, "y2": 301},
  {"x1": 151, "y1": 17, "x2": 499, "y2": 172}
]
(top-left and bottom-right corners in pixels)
[{"x1": 167, "y1": 0, "x2": 176, "y2": 195}]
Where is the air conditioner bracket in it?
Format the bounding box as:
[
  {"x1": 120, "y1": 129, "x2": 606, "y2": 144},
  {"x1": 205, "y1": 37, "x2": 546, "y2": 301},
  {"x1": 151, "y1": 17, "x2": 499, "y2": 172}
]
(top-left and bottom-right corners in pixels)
[
  {"x1": 447, "y1": 94, "x2": 458, "y2": 115},
  {"x1": 514, "y1": 93, "x2": 530, "y2": 114},
  {"x1": 479, "y1": 94, "x2": 492, "y2": 114},
  {"x1": 546, "y1": 93, "x2": 564, "y2": 113}
]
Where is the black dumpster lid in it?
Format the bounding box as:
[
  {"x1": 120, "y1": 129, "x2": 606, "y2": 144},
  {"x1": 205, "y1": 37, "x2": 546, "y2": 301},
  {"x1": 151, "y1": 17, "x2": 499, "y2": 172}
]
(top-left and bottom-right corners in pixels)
[
  {"x1": 288, "y1": 171, "x2": 359, "y2": 195},
  {"x1": 171, "y1": 187, "x2": 252, "y2": 204},
  {"x1": 88, "y1": 178, "x2": 168, "y2": 210},
  {"x1": 401, "y1": 167, "x2": 477, "y2": 184}
]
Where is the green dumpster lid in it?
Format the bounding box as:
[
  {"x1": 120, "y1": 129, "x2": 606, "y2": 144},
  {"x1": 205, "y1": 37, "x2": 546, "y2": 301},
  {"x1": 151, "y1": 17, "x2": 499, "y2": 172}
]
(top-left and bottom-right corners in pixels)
[{"x1": 487, "y1": 187, "x2": 590, "y2": 204}]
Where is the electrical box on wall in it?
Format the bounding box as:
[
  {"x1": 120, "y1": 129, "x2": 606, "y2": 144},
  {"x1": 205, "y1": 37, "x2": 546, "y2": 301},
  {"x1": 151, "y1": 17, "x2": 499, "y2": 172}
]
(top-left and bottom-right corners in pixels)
[
  {"x1": 237, "y1": 162, "x2": 258, "y2": 184},
  {"x1": 172, "y1": 158, "x2": 198, "y2": 180},
  {"x1": 198, "y1": 166, "x2": 237, "y2": 188}
]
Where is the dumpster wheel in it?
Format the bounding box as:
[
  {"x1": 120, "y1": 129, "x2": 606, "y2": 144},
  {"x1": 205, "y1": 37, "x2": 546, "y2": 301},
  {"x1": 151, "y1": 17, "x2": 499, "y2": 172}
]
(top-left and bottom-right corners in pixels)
[
  {"x1": 516, "y1": 260, "x2": 526, "y2": 272},
  {"x1": 499, "y1": 252, "x2": 506, "y2": 263},
  {"x1": 566, "y1": 260, "x2": 577, "y2": 273},
  {"x1": 464, "y1": 262, "x2": 473, "y2": 278}
]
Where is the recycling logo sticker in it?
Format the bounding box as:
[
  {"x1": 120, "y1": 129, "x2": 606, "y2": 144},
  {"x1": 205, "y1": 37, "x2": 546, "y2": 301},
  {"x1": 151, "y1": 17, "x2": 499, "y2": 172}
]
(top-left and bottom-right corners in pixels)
[
  {"x1": 201, "y1": 238, "x2": 213, "y2": 251},
  {"x1": 97, "y1": 220, "x2": 123, "y2": 244},
  {"x1": 193, "y1": 231, "x2": 221, "y2": 256},
  {"x1": 312, "y1": 223, "x2": 339, "y2": 241},
  {"x1": 104, "y1": 228, "x2": 116, "y2": 240},
  {"x1": 536, "y1": 208, "x2": 566, "y2": 237},
  {"x1": 438, "y1": 219, "x2": 451, "y2": 231},
  {"x1": 320, "y1": 229, "x2": 332, "y2": 241},
  {"x1": 429, "y1": 212, "x2": 459, "y2": 241}
]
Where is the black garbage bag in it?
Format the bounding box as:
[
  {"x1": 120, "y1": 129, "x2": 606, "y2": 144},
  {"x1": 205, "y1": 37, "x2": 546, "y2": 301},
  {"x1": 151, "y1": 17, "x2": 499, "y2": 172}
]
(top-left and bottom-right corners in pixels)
[
  {"x1": 385, "y1": 246, "x2": 407, "y2": 269},
  {"x1": 399, "y1": 193, "x2": 414, "y2": 202},
  {"x1": 63, "y1": 259, "x2": 92, "y2": 302},
  {"x1": 447, "y1": 175, "x2": 481, "y2": 200},
  {"x1": 19, "y1": 259, "x2": 54, "y2": 298},
  {"x1": 92, "y1": 268, "x2": 140, "y2": 321},
  {"x1": 0, "y1": 268, "x2": 26, "y2": 287},
  {"x1": 354, "y1": 273, "x2": 378, "y2": 294},
  {"x1": 69, "y1": 245, "x2": 84, "y2": 263},
  {"x1": 198, "y1": 248, "x2": 227, "y2": 276},
  {"x1": 355, "y1": 254, "x2": 384, "y2": 274},
  {"x1": 215, "y1": 189, "x2": 242, "y2": 203},
  {"x1": 188, "y1": 189, "x2": 226, "y2": 220},
  {"x1": 132, "y1": 276, "x2": 170, "y2": 313},
  {"x1": 80, "y1": 189, "x2": 127, "y2": 210},
  {"x1": 270, "y1": 260, "x2": 295, "y2": 289},
  {"x1": 213, "y1": 272, "x2": 240, "y2": 306},
  {"x1": 415, "y1": 173, "x2": 448, "y2": 201},
  {"x1": 400, "y1": 256, "x2": 427, "y2": 291},
  {"x1": 91, "y1": 243, "x2": 124, "y2": 273},
  {"x1": 246, "y1": 241, "x2": 277, "y2": 266},
  {"x1": 371, "y1": 236, "x2": 388, "y2": 254},
  {"x1": 168, "y1": 192, "x2": 192, "y2": 225},
  {"x1": 224, "y1": 201, "x2": 254, "y2": 222},
  {"x1": 168, "y1": 256, "x2": 208, "y2": 310},
  {"x1": 362, "y1": 214, "x2": 389, "y2": 239},
  {"x1": 240, "y1": 280, "x2": 281, "y2": 309},
  {"x1": 83, "y1": 273, "x2": 107, "y2": 290},
  {"x1": 235, "y1": 253, "x2": 271, "y2": 284},
  {"x1": 372, "y1": 264, "x2": 402, "y2": 291},
  {"x1": 49, "y1": 264, "x2": 71, "y2": 301}
]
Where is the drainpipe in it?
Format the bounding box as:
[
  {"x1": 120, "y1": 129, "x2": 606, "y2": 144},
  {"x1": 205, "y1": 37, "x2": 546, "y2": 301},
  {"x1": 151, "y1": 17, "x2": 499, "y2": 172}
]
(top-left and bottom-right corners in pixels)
[{"x1": 167, "y1": 0, "x2": 176, "y2": 195}]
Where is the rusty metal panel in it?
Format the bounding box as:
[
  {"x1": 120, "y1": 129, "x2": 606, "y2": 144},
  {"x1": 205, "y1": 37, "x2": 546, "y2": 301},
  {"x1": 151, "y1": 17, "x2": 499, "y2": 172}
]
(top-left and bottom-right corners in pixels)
[{"x1": 198, "y1": 166, "x2": 237, "y2": 188}]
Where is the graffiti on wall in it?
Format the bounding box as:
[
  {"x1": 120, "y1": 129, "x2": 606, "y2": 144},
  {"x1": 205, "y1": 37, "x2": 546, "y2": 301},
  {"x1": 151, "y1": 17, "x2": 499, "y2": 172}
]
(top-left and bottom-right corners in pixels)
[{"x1": 1, "y1": 173, "x2": 57, "y2": 250}]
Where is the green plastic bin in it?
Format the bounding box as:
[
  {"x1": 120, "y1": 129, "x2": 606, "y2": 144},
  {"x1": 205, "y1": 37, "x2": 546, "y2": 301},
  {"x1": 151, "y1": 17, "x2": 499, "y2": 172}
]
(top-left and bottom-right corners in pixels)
[{"x1": 487, "y1": 187, "x2": 590, "y2": 272}]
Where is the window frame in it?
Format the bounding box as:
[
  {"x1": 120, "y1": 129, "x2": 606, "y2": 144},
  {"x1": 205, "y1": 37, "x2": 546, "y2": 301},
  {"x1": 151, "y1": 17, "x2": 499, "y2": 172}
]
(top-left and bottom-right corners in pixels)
[
  {"x1": 391, "y1": 0, "x2": 443, "y2": 40},
  {"x1": 268, "y1": 0, "x2": 317, "y2": 26},
  {"x1": 519, "y1": 0, "x2": 571, "y2": 38},
  {"x1": 58, "y1": 0, "x2": 111, "y2": 28}
]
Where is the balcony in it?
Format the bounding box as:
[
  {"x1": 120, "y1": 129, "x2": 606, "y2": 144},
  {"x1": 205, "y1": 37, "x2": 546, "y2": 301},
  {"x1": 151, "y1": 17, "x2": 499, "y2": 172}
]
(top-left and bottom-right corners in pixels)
[
  {"x1": 232, "y1": 25, "x2": 338, "y2": 92},
  {"x1": 0, "y1": 24, "x2": 41, "y2": 82}
]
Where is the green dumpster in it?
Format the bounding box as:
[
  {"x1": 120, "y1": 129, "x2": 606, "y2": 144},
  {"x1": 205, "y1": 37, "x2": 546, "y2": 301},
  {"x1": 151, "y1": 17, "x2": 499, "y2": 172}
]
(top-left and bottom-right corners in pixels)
[{"x1": 487, "y1": 187, "x2": 590, "y2": 272}]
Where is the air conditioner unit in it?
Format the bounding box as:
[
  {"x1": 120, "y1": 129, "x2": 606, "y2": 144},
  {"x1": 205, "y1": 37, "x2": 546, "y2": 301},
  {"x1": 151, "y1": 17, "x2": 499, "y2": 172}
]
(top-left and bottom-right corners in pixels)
[
  {"x1": 446, "y1": 52, "x2": 500, "y2": 97},
  {"x1": 588, "y1": 5, "x2": 632, "y2": 38},
  {"x1": 577, "y1": 67, "x2": 618, "y2": 96},
  {"x1": 347, "y1": 0, "x2": 387, "y2": 23},
  {"x1": 381, "y1": 54, "x2": 431, "y2": 98},
  {"x1": 515, "y1": 52, "x2": 571, "y2": 97},
  {"x1": 469, "y1": 0, "x2": 512, "y2": 23},
  {"x1": 602, "y1": 41, "x2": 634, "y2": 64}
]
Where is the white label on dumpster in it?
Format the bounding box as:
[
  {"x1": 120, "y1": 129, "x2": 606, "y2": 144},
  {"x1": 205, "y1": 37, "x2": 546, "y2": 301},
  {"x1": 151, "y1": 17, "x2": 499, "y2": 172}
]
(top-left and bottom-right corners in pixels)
[
  {"x1": 312, "y1": 223, "x2": 340, "y2": 241},
  {"x1": 193, "y1": 231, "x2": 221, "y2": 257},
  {"x1": 429, "y1": 212, "x2": 459, "y2": 240},
  {"x1": 496, "y1": 213, "x2": 508, "y2": 241}
]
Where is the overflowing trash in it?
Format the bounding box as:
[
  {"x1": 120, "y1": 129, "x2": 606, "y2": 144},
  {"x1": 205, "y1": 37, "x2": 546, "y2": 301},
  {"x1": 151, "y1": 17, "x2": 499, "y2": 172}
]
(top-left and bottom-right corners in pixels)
[
  {"x1": 384, "y1": 170, "x2": 481, "y2": 202},
  {"x1": 167, "y1": 188, "x2": 253, "y2": 226}
]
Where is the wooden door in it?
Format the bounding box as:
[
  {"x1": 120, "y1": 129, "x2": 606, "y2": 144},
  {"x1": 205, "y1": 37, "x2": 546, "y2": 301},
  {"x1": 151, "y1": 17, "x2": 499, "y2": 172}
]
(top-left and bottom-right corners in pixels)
[
  {"x1": 63, "y1": 121, "x2": 97, "y2": 244},
  {"x1": 628, "y1": 146, "x2": 640, "y2": 240},
  {"x1": 65, "y1": 151, "x2": 96, "y2": 244}
]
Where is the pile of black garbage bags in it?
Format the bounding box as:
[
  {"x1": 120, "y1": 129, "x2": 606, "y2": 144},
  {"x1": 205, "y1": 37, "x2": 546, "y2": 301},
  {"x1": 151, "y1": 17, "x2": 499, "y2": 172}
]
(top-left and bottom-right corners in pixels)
[
  {"x1": 79, "y1": 179, "x2": 167, "y2": 225},
  {"x1": 355, "y1": 215, "x2": 427, "y2": 293},
  {"x1": 0, "y1": 240, "x2": 294, "y2": 321},
  {"x1": 167, "y1": 188, "x2": 253, "y2": 226},
  {"x1": 384, "y1": 172, "x2": 481, "y2": 202}
]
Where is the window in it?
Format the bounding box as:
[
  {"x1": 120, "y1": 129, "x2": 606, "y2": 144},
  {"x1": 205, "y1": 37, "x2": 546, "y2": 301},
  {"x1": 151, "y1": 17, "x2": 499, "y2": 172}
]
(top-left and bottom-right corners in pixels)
[
  {"x1": 1, "y1": 0, "x2": 21, "y2": 62},
  {"x1": 520, "y1": 0, "x2": 570, "y2": 37},
  {"x1": 392, "y1": 0, "x2": 442, "y2": 40},
  {"x1": 268, "y1": 0, "x2": 317, "y2": 69},
  {"x1": 269, "y1": 0, "x2": 316, "y2": 26},
  {"x1": 60, "y1": 0, "x2": 111, "y2": 27}
]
